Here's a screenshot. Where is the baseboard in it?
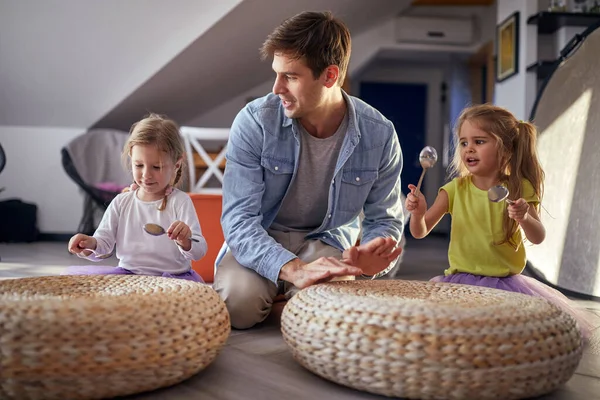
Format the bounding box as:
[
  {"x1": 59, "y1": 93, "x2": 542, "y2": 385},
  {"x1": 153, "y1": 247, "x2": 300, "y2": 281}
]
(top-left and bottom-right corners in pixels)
[{"x1": 37, "y1": 233, "x2": 74, "y2": 242}]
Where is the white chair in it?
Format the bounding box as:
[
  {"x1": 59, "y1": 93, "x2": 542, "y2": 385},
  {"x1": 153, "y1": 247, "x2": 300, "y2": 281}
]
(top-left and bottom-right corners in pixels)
[{"x1": 180, "y1": 127, "x2": 229, "y2": 194}]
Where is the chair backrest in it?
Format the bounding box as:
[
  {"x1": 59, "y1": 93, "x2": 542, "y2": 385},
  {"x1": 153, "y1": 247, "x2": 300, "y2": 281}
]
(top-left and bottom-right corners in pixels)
[
  {"x1": 64, "y1": 129, "x2": 131, "y2": 187},
  {"x1": 0, "y1": 143, "x2": 6, "y2": 175},
  {"x1": 180, "y1": 127, "x2": 229, "y2": 194}
]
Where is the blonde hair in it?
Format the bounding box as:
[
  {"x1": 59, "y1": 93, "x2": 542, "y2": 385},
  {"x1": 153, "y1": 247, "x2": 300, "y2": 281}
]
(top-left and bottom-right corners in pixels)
[
  {"x1": 122, "y1": 113, "x2": 185, "y2": 211},
  {"x1": 449, "y1": 104, "x2": 545, "y2": 248}
]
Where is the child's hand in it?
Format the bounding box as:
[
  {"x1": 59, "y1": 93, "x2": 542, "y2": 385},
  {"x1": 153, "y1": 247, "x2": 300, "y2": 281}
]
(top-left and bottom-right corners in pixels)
[
  {"x1": 406, "y1": 184, "x2": 427, "y2": 217},
  {"x1": 68, "y1": 234, "x2": 97, "y2": 256},
  {"x1": 167, "y1": 220, "x2": 193, "y2": 249},
  {"x1": 508, "y1": 198, "x2": 529, "y2": 222}
]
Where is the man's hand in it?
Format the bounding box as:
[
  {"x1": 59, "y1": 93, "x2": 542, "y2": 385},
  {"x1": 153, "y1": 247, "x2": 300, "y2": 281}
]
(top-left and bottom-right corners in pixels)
[
  {"x1": 279, "y1": 258, "x2": 362, "y2": 289},
  {"x1": 342, "y1": 237, "x2": 402, "y2": 276}
]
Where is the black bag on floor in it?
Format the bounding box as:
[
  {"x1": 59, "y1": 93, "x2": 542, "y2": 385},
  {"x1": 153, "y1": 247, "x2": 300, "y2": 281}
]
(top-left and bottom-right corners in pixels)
[{"x1": 0, "y1": 199, "x2": 39, "y2": 242}]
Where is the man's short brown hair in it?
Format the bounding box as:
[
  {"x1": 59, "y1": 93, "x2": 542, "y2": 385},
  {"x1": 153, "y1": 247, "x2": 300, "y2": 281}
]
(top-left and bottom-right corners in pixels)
[{"x1": 260, "y1": 11, "x2": 351, "y2": 86}]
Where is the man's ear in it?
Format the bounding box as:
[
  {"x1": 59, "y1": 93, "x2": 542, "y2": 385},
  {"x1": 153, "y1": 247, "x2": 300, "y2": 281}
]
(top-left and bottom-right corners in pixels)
[{"x1": 323, "y1": 65, "x2": 340, "y2": 88}]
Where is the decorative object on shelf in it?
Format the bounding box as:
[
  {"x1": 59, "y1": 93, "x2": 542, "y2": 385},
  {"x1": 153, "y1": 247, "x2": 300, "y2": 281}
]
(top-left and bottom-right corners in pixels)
[
  {"x1": 549, "y1": 0, "x2": 568, "y2": 12},
  {"x1": 496, "y1": 11, "x2": 520, "y2": 82},
  {"x1": 570, "y1": 0, "x2": 589, "y2": 12}
]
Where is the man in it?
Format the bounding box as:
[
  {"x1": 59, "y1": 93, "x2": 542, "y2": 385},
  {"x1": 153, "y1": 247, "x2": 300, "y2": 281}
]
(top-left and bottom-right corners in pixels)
[{"x1": 214, "y1": 11, "x2": 404, "y2": 329}]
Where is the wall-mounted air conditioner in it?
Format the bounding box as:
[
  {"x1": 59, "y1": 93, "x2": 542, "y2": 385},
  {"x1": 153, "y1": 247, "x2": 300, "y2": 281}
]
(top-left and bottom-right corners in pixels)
[{"x1": 395, "y1": 15, "x2": 476, "y2": 46}]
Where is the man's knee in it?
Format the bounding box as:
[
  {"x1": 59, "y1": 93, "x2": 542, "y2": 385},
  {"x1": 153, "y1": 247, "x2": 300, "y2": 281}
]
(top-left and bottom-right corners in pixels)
[
  {"x1": 213, "y1": 254, "x2": 277, "y2": 329},
  {"x1": 217, "y1": 279, "x2": 274, "y2": 329}
]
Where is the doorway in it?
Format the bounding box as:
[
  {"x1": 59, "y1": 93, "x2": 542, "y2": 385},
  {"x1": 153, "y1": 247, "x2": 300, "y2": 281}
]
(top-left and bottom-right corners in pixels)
[{"x1": 359, "y1": 81, "x2": 428, "y2": 196}]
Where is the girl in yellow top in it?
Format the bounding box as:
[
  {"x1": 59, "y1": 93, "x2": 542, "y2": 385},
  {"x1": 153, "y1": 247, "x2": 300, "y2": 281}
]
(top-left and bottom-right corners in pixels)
[{"x1": 405, "y1": 104, "x2": 591, "y2": 338}]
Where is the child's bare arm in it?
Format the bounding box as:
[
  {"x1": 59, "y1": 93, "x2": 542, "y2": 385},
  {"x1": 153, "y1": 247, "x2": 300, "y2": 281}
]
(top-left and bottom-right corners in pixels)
[
  {"x1": 511, "y1": 201, "x2": 545, "y2": 244},
  {"x1": 407, "y1": 186, "x2": 448, "y2": 239}
]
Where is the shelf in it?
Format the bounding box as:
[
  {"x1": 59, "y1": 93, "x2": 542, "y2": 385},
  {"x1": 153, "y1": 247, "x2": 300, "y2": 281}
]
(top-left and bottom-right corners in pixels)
[
  {"x1": 526, "y1": 60, "x2": 558, "y2": 81},
  {"x1": 527, "y1": 11, "x2": 600, "y2": 34}
]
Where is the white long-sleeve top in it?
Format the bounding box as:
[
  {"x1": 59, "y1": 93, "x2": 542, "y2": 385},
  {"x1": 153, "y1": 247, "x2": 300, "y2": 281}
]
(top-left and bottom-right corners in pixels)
[{"x1": 79, "y1": 188, "x2": 208, "y2": 275}]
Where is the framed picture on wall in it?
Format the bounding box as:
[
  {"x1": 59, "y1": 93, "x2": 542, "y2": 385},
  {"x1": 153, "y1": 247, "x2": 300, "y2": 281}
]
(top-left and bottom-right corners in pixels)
[{"x1": 496, "y1": 11, "x2": 519, "y2": 82}]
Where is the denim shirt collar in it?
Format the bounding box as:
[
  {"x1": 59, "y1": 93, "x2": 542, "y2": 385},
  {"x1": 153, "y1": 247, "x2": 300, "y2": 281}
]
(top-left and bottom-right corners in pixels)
[{"x1": 280, "y1": 90, "x2": 361, "y2": 145}]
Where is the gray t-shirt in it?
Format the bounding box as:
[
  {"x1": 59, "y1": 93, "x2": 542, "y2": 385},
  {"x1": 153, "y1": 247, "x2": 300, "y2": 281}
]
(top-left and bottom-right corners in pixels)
[{"x1": 271, "y1": 113, "x2": 348, "y2": 232}]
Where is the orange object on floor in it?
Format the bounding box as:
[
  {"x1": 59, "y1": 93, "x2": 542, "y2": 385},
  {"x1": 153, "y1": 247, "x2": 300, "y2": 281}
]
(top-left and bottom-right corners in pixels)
[{"x1": 187, "y1": 193, "x2": 224, "y2": 283}]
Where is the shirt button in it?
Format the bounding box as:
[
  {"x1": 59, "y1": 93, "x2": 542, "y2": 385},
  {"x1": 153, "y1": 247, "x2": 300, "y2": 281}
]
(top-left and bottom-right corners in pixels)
[
  {"x1": 328, "y1": 214, "x2": 332, "y2": 218},
  {"x1": 274, "y1": 166, "x2": 279, "y2": 171},
  {"x1": 355, "y1": 177, "x2": 360, "y2": 182}
]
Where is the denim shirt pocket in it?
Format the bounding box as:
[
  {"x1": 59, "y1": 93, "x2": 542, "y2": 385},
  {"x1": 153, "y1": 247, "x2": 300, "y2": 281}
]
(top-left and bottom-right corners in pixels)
[
  {"x1": 338, "y1": 169, "x2": 378, "y2": 213},
  {"x1": 261, "y1": 156, "x2": 294, "y2": 205}
]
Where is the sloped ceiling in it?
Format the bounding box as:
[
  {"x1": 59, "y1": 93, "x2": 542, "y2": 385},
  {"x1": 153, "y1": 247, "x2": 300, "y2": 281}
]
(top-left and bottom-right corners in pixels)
[
  {"x1": 0, "y1": 0, "x2": 243, "y2": 127},
  {"x1": 92, "y1": 0, "x2": 415, "y2": 130},
  {"x1": 1, "y1": 0, "x2": 413, "y2": 130}
]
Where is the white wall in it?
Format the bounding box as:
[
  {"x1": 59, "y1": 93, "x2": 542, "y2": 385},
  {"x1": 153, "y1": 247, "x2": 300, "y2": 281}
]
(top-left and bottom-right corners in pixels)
[
  {"x1": 0, "y1": 126, "x2": 85, "y2": 233},
  {"x1": 494, "y1": 0, "x2": 539, "y2": 120}
]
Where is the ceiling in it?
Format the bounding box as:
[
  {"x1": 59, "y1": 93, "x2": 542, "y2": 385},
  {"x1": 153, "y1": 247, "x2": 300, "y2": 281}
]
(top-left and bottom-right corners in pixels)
[
  {"x1": 92, "y1": 0, "x2": 415, "y2": 130},
  {"x1": 0, "y1": 0, "x2": 242, "y2": 127},
  {"x1": 0, "y1": 0, "x2": 415, "y2": 129}
]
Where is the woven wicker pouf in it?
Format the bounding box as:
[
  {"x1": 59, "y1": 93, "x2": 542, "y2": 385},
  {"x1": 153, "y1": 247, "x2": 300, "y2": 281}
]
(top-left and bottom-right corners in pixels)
[
  {"x1": 0, "y1": 275, "x2": 230, "y2": 400},
  {"x1": 281, "y1": 280, "x2": 583, "y2": 400}
]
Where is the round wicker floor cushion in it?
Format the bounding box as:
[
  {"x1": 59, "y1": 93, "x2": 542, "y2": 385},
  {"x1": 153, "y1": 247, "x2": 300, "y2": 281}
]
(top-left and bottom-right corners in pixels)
[
  {"x1": 281, "y1": 280, "x2": 583, "y2": 400},
  {"x1": 0, "y1": 275, "x2": 230, "y2": 400}
]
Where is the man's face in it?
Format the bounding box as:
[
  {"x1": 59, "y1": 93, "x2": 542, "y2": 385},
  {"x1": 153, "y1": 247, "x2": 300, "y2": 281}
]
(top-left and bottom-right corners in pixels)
[{"x1": 271, "y1": 53, "x2": 326, "y2": 119}]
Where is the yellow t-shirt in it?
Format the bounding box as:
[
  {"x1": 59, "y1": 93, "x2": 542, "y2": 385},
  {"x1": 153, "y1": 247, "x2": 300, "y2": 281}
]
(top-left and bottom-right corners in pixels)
[{"x1": 442, "y1": 176, "x2": 539, "y2": 277}]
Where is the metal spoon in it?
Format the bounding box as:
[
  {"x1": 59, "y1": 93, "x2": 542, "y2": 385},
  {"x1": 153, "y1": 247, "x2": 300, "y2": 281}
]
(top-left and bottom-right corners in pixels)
[
  {"x1": 76, "y1": 246, "x2": 112, "y2": 259},
  {"x1": 143, "y1": 223, "x2": 199, "y2": 242},
  {"x1": 415, "y1": 146, "x2": 438, "y2": 196},
  {"x1": 487, "y1": 185, "x2": 514, "y2": 204}
]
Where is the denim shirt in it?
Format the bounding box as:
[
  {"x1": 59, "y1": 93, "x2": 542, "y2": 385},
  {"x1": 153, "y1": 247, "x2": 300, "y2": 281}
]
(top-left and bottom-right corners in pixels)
[{"x1": 217, "y1": 91, "x2": 404, "y2": 284}]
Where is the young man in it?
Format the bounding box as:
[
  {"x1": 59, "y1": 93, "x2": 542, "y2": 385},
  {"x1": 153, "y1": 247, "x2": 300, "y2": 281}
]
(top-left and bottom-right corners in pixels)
[{"x1": 214, "y1": 11, "x2": 404, "y2": 329}]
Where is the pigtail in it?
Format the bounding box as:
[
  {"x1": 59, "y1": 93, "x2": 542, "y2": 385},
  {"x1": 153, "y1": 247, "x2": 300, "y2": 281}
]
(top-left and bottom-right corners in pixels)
[
  {"x1": 514, "y1": 121, "x2": 544, "y2": 211},
  {"x1": 157, "y1": 166, "x2": 183, "y2": 211},
  {"x1": 500, "y1": 120, "x2": 545, "y2": 249},
  {"x1": 173, "y1": 167, "x2": 182, "y2": 187}
]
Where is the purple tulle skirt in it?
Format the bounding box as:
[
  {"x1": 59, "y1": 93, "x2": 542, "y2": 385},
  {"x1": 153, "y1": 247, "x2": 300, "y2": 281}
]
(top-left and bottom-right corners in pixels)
[
  {"x1": 62, "y1": 265, "x2": 205, "y2": 284},
  {"x1": 431, "y1": 273, "x2": 593, "y2": 339}
]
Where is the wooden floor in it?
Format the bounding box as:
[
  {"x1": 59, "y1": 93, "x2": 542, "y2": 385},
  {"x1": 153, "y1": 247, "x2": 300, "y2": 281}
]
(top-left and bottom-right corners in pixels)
[{"x1": 1, "y1": 238, "x2": 599, "y2": 399}]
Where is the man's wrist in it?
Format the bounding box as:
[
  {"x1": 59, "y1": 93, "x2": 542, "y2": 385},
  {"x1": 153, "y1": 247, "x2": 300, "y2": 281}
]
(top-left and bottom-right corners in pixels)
[{"x1": 279, "y1": 258, "x2": 305, "y2": 281}]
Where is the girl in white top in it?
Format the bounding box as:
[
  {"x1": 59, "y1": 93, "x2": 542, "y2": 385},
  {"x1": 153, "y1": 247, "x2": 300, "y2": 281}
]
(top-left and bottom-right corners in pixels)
[{"x1": 65, "y1": 114, "x2": 208, "y2": 282}]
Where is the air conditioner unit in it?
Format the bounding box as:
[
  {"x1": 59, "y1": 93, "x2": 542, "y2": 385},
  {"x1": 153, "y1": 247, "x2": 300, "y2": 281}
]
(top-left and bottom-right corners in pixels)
[{"x1": 395, "y1": 15, "x2": 475, "y2": 46}]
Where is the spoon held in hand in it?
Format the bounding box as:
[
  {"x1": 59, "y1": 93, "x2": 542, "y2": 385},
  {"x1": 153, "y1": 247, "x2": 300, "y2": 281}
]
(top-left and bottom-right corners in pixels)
[{"x1": 143, "y1": 223, "x2": 199, "y2": 242}]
